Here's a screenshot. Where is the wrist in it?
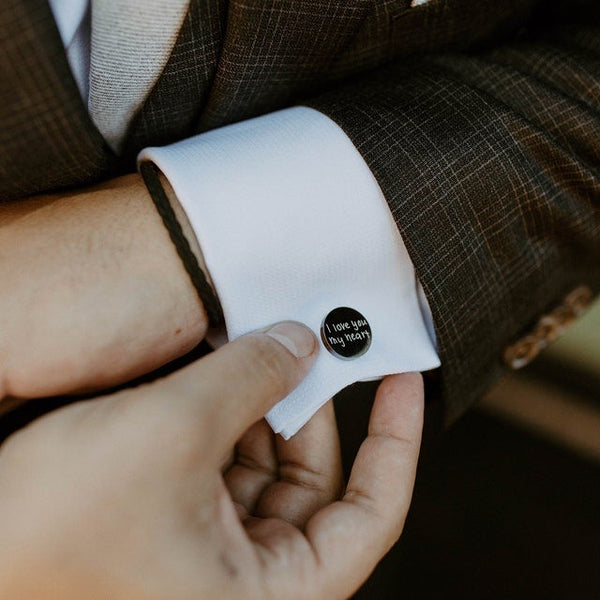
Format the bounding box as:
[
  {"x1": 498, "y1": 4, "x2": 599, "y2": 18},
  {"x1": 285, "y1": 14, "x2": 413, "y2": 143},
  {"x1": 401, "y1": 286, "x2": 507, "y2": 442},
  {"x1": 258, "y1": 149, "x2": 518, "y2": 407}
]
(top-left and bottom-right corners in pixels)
[
  {"x1": 157, "y1": 172, "x2": 217, "y2": 296},
  {"x1": 139, "y1": 163, "x2": 224, "y2": 328},
  {"x1": 0, "y1": 173, "x2": 209, "y2": 399}
]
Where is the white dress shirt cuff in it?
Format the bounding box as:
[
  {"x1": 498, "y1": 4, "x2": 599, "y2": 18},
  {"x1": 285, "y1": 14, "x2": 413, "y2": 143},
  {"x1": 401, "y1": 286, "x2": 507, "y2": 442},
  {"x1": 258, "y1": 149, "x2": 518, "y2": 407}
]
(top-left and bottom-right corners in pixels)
[{"x1": 139, "y1": 106, "x2": 440, "y2": 438}]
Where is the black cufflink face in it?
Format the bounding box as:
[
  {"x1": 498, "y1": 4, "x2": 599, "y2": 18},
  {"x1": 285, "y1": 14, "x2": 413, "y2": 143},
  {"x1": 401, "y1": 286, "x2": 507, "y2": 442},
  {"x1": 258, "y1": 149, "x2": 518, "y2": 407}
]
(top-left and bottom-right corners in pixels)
[{"x1": 320, "y1": 307, "x2": 372, "y2": 360}]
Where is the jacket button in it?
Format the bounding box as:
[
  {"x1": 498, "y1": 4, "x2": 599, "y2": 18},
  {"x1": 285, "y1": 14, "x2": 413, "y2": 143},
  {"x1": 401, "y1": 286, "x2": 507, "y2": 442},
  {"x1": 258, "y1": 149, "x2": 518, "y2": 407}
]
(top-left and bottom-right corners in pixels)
[
  {"x1": 503, "y1": 334, "x2": 541, "y2": 370},
  {"x1": 502, "y1": 284, "x2": 594, "y2": 370},
  {"x1": 533, "y1": 314, "x2": 561, "y2": 345},
  {"x1": 564, "y1": 285, "x2": 593, "y2": 316},
  {"x1": 552, "y1": 304, "x2": 576, "y2": 331}
]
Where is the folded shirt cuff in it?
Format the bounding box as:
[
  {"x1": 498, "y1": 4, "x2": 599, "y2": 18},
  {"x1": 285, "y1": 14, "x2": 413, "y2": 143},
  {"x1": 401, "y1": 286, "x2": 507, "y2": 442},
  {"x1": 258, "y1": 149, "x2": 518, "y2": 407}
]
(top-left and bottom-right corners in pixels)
[{"x1": 139, "y1": 106, "x2": 440, "y2": 438}]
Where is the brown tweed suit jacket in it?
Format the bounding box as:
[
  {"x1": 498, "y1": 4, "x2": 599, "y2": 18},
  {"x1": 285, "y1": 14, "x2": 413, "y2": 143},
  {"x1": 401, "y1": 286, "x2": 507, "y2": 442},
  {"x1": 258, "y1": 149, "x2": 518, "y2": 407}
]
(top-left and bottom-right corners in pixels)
[{"x1": 1, "y1": 0, "x2": 599, "y2": 423}]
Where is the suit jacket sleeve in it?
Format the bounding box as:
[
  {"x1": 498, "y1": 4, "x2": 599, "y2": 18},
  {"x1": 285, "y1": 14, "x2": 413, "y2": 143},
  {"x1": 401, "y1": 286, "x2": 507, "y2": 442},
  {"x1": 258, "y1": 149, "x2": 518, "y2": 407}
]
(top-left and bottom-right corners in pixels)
[{"x1": 305, "y1": 0, "x2": 600, "y2": 422}]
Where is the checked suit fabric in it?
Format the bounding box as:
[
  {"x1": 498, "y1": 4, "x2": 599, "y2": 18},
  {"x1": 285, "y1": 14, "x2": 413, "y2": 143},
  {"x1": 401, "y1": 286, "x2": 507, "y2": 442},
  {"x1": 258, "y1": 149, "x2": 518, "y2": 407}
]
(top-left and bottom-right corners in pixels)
[{"x1": 1, "y1": 0, "x2": 599, "y2": 422}]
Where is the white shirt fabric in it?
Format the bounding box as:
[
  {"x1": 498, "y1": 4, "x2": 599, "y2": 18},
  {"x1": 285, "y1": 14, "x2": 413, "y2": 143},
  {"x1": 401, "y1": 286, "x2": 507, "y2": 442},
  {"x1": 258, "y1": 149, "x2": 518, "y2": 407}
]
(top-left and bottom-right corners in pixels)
[
  {"x1": 48, "y1": 0, "x2": 90, "y2": 99},
  {"x1": 140, "y1": 108, "x2": 440, "y2": 437},
  {"x1": 49, "y1": 0, "x2": 440, "y2": 438}
]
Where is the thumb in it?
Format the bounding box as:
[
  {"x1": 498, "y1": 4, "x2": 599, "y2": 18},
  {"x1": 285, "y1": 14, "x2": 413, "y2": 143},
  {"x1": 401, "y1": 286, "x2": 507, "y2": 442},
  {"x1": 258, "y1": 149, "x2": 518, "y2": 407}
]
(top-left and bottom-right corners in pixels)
[{"x1": 135, "y1": 321, "x2": 318, "y2": 452}]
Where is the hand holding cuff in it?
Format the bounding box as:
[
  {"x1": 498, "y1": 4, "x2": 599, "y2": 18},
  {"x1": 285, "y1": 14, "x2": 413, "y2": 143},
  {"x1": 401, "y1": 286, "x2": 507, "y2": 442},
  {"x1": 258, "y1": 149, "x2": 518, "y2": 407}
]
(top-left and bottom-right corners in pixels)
[{"x1": 139, "y1": 107, "x2": 440, "y2": 438}]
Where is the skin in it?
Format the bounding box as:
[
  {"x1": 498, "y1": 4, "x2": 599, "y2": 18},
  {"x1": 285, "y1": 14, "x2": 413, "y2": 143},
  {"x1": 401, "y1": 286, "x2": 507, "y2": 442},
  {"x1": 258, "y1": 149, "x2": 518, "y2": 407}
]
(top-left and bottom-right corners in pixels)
[
  {"x1": 0, "y1": 174, "x2": 208, "y2": 401},
  {"x1": 0, "y1": 324, "x2": 424, "y2": 600},
  {"x1": 0, "y1": 178, "x2": 424, "y2": 598}
]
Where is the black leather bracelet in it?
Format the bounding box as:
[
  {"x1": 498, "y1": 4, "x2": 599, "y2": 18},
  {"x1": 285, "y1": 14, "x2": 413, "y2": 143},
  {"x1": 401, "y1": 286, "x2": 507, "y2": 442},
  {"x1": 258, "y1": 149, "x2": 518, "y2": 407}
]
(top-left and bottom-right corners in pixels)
[{"x1": 139, "y1": 161, "x2": 224, "y2": 328}]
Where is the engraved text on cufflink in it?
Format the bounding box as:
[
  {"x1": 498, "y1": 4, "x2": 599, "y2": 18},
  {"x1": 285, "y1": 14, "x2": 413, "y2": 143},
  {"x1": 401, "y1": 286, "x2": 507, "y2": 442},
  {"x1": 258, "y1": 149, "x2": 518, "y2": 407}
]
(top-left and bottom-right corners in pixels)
[{"x1": 320, "y1": 307, "x2": 372, "y2": 360}]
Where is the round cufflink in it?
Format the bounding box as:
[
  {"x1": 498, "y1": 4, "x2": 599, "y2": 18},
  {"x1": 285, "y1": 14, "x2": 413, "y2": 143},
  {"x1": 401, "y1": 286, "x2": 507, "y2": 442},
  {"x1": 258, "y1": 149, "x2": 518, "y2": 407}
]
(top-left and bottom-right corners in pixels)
[{"x1": 320, "y1": 307, "x2": 372, "y2": 360}]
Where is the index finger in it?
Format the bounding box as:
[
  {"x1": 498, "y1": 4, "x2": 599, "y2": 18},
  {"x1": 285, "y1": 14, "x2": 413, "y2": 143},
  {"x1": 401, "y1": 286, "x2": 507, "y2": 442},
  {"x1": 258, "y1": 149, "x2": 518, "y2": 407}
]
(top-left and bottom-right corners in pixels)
[{"x1": 305, "y1": 373, "x2": 424, "y2": 597}]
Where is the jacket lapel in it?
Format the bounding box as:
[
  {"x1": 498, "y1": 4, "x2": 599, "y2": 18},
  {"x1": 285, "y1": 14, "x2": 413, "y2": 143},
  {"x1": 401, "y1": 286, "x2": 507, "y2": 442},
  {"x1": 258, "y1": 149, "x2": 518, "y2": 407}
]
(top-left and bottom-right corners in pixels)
[{"x1": 0, "y1": 0, "x2": 114, "y2": 201}]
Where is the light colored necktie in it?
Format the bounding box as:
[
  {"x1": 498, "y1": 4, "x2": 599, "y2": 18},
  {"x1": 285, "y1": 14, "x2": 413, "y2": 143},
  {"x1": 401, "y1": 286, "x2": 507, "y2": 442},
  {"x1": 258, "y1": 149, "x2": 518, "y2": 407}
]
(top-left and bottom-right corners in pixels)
[{"x1": 88, "y1": 0, "x2": 190, "y2": 153}]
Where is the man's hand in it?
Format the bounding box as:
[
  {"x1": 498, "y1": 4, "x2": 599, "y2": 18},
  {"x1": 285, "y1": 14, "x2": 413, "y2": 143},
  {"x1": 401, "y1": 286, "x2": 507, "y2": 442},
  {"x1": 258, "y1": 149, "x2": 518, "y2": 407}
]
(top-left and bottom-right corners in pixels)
[
  {"x1": 0, "y1": 321, "x2": 423, "y2": 600},
  {"x1": 0, "y1": 174, "x2": 208, "y2": 401}
]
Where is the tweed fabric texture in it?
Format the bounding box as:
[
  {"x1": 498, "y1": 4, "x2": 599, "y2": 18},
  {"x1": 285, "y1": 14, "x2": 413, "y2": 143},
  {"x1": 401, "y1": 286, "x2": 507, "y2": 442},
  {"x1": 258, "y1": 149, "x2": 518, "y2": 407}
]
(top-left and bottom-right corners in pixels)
[
  {"x1": 124, "y1": 0, "x2": 541, "y2": 157},
  {"x1": 1, "y1": 0, "x2": 599, "y2": 422},
  {"x1": 308, "y1": 3, "x2": 600, "y2": 420},
  {"x1": 0, "y1": 0, "x2": 114, "y2": 200}
]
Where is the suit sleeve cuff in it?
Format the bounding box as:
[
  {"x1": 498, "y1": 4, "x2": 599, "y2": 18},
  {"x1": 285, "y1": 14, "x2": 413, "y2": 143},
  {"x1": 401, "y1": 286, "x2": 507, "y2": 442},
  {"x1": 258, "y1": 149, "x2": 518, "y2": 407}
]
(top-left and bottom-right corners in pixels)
[{"x1": 138, "y1": 106, "x2": 440, "y2": 438}]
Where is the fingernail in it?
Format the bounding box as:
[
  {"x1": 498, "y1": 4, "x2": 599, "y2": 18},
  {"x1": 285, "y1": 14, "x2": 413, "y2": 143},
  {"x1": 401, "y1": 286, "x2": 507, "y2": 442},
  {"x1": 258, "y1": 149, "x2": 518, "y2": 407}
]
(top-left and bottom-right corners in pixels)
[{"x1": 264, "y1": 321, "x2": 317, "y2": 358}]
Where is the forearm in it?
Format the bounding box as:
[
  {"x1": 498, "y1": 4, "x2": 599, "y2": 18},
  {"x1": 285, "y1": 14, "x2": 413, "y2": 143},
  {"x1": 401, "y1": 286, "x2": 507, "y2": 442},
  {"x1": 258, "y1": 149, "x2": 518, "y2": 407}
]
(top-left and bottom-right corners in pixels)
[{"x1": 0, "y1": 173, "x2": 208, "y2": 401}]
